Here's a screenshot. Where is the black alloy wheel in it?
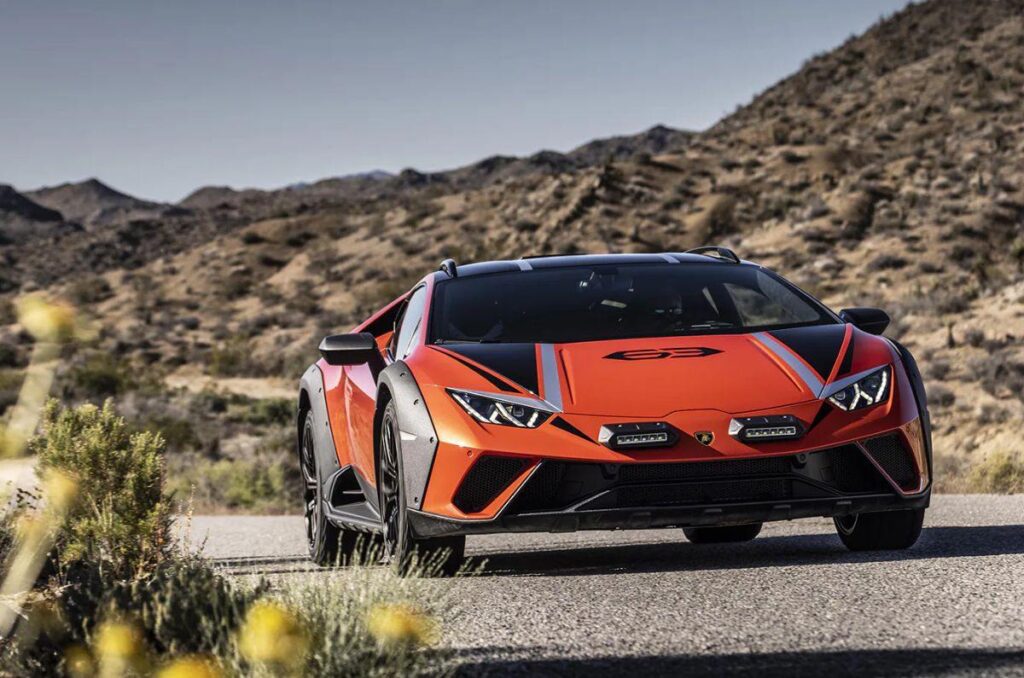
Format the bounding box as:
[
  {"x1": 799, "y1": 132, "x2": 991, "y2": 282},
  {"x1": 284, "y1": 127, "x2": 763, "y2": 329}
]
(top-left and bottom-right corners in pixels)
[{"x1": 301, "y1": 411, "x2": 341, "y2": 565}]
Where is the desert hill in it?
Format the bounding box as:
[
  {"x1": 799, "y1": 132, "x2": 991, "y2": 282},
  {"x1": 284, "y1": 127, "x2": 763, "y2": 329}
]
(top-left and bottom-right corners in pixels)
[
  {"x1": 0, "y1": 184, "x2": 67, "y2": 248},
  {"x1": 26, "y1": 178, "x2": 171, "y2": 230},
  {"x1": 1, "y1": 0, "x2": 1022, "y2": 508}
]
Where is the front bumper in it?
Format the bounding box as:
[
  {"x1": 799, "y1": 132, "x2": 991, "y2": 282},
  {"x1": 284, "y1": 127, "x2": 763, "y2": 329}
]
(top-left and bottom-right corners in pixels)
[
  {"x1": 410, "y1": 437, "x2": 931, "y2": 538},
  {"x1": 409, "y1": 490, "x2": 930, "y2": 537}
]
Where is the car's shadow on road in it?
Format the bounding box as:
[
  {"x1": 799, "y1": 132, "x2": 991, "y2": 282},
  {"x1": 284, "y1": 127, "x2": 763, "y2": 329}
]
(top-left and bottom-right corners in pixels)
[
  {"x1": 452, "y1": 646, "x2": 1024, "y2": 677},
  {"x1": 465, "y1": 525, "x2": 1024, "y2": 577}
]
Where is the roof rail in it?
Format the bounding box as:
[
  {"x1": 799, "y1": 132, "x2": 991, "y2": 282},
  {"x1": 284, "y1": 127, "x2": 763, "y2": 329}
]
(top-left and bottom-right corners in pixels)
[
  {"x1": 439, "y1": 258, "x2": 458, "y2": 278},
  {"x1": 684, "y1": 246, "x2": 740, "y2": 264},
  {"x1": 519, "y1": 253, "x2": 569, "y2": 260}
]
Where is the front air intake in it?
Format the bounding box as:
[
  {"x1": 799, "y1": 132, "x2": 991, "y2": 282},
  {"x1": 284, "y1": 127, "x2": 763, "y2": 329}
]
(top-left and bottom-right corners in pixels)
[
  {"x1": 862, "y1": 434, "x2": 919, "y2": 491},
  {"x1": 452, "y1": 456, "x2": 530, "y2": 514}
]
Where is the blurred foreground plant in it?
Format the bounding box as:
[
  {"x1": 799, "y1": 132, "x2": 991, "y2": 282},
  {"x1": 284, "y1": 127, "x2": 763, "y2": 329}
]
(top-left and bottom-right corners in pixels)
[
  {"x1": 94, "y1": 618, "x2": 150, "y2": 677},
  {"x1": 0, "y1": 470, "x2": 79, "y2": 640},
  {"x1": 1, "y1": 397, "x2": 456, "y2": 677},
  {"x1": 0, "y1": 295, "x2": 84, "y2": 459},
  {"x1": 367, "y1": 602, "x2": 438, "y2": 648},
  {"x1": 237, "y1": 600, "x2": 309, "y2": 675}
]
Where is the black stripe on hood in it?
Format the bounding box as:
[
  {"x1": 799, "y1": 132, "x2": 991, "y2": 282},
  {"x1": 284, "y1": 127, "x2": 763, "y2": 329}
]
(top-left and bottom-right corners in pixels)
[
  {"x1": 769, "y1": 324, "x2": 847, "y2": 381},
  {"x1": 440, "y1": 343, "x2": 540, "y2": 394},
  {"x1": 837, "y1": 329, "x2": 855, "y2": 376},
  {"x1": 440, "y1": 351, "x2": 518, "y2": 393}
]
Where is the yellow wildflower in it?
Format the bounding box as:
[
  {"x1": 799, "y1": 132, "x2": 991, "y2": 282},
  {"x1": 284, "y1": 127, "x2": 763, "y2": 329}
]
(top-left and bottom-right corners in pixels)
[
  {"x1": 366, "y1": 603, "x2": 437, "y2": 647},
  {"x1": 237, "y1": 600, "x2": 309, "y2": 669},
  {"x1": 94, "y1": 619, "x2": 149, "y2": 677},
  {"x1": 156, "y1": 655, "x2": 223, "y2": 678},
  {"x1": 64, "y1": 644, "x2": 96, "y2": 678},
  {"x1": 16, "y1": 295, "x2": 77, "y2": 343}
]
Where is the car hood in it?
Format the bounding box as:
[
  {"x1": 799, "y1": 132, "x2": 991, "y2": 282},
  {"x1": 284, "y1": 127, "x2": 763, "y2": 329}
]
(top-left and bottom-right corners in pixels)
[{"x1": 431, "y1": 324, "x2": 889, "y2": 417}]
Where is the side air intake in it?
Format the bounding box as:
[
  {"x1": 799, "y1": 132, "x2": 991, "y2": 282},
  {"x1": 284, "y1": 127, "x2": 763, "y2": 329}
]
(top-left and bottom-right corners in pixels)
[
  {"x1": 862, "y1": 434, "x2": 919, "y2": 491},
  {"x1": 452, "y1": 456, "x2": 529, "y2": 514}
]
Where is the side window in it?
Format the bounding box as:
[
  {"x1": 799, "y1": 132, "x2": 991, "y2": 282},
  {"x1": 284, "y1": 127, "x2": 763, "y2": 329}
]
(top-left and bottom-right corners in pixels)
[{"x1": 393, "y1": 286, "x2": 427, "y2": 359}]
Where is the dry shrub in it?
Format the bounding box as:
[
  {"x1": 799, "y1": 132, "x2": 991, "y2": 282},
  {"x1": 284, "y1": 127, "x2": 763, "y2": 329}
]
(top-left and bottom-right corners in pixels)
[{"x1": 966, "y1": 451, "x2": 1024, "y2": 493}]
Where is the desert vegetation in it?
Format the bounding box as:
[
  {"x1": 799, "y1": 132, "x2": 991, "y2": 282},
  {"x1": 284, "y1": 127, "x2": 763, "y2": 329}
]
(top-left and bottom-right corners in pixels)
[{"x1": 1, "y1": 401, "x2": 455, "y2": 677}]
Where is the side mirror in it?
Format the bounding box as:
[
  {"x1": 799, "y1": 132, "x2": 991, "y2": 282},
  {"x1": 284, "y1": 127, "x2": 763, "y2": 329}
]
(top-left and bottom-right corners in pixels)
[
  {"x1": 318, "y1": 332, "x2": 378, "y2": 366},
  {"x1": 839, "y1": 307, "x2": 890, "y2": 335}
]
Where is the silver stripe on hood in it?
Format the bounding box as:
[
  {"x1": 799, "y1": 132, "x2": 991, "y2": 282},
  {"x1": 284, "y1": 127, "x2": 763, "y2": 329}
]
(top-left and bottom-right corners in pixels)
[
  {"x1": 752, "y1": 332, "x2": 824, "y2": 396},
  {"x1": 539, "y1": 343, "x2": 563, "y2": 411}
]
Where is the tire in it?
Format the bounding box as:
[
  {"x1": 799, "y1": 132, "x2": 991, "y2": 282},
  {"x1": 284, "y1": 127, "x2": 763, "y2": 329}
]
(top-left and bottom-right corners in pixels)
[
  {"x1": 379, "y1": 401, "x2": 465, "y2": 577},
  {"x1": 300, "y1": 410, "x2": 372, "y2": 566},
  {"x1": 683, "y1": 523, "x2": 763, "y2": 544},
  {"x1": 834, "y1": 508, "x2": 924, "y2": 551}
]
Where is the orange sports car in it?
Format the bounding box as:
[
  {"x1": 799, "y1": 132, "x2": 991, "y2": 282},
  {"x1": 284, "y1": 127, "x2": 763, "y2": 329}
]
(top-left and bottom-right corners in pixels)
[{"x1": 297, "y1": 248, "x2": 931, "y2": 574}]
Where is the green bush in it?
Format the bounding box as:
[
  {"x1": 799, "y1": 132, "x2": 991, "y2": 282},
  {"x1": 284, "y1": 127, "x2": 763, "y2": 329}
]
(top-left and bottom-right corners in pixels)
[
  {"x1": 67, "y1": 353, "x2": 135, "y2": 398},
  {"x1": 233, "y1": 397, "x2": 293, "y2": 426},
  {"x1": 172, "y1": 456, "x2": 295, "y2": 512},
  {"x1": 133, "y1": 414, "x2": 201, "y2": 453},
  {"x1": 29, "y1": 400, "x2": 173, "y2": 577},
  {"x1": 208, "y1": 335, "x2": 254, "y2": 377}
]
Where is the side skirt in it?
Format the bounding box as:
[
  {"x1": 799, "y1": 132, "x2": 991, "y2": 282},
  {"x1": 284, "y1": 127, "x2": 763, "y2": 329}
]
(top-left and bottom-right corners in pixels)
[
  {"x1": 322, "y1": 465, "x2": 382, "y2": 534},
  {"x1": 324, "y1": 502, "x2": 381, "y2": 533}
]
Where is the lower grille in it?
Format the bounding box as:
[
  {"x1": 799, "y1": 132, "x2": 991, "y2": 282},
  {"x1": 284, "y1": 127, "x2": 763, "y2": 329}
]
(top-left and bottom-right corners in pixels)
[
  {"x1": 862, "y1": 434, "x2": 918, "y2": 490},
  {"x1": 506, "y1": 445, "x2": 896, "y2": 515},
  {"x1": 618, "y1": 455, "x2": 791, "y2": 483},
  {"x1": 610, "y1": 478, "x2": 793, "y2": 508},
  {"x1": 453, "y1": 456, "x2": 529, "y2": 514}
]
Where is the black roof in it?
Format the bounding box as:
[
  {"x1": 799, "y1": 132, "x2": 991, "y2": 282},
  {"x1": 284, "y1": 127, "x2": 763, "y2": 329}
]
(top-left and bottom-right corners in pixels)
[{"x1": 435, "y1": 251, "x2": 749, "y2": 280}]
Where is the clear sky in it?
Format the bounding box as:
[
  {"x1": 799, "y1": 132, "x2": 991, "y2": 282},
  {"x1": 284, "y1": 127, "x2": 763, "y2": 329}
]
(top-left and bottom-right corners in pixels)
[{"x1": 1, "y1": 0, "x2": 910, "y2": 202}]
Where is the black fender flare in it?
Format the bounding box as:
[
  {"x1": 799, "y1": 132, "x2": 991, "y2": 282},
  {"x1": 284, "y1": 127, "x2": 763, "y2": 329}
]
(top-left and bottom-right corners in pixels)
[
  {"x1": 297, "y1": 364, "x2": 342, "y2": 496},
  {"x1": 376, "y1": 361, "x2": 439, "y2": 512}
]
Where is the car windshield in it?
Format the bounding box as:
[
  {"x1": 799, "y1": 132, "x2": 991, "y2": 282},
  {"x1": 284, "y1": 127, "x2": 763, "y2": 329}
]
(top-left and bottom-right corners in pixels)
[{"x1": 430, "y1": 263, "x2": 836, "y2": 344}]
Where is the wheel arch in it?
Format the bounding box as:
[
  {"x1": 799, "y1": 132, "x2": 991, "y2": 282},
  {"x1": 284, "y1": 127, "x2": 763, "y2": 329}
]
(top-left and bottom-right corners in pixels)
[
  {"x1": 375, "y1": 361, "x2": 439, "y2": 511},
  {"x1": 298, "y1": 363, "x2": 342, "y2": 494},
  {"x1": 297, "y1": 387, "x2": 311, "y2": 457},
  {"x1": 372, "y1": 382, "x2": 394, "y2": 493}
]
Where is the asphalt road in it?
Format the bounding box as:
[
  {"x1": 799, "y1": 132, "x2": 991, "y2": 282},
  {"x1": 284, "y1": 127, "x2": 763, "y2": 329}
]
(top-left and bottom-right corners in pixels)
[{"x1": 188, "y1": 495, "x2": 1024, "y2": 677}]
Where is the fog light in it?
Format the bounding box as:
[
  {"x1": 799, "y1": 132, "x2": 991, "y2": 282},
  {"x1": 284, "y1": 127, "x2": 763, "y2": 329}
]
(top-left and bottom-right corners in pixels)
[
  {"x1": 599, "y1": 422, "x2": 679, "y2": 450},
  {"x1": 728, "y1": 415, "x2": 804, "y2": 442}
]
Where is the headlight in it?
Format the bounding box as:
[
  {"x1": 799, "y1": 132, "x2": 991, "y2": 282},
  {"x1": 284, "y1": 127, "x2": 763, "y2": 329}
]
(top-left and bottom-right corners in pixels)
[
  {"x1": 827, "y1": 366, "x2": 891, "y2": 412},
  {"x1": 448, "y1": 389, "x2": 554, "y2": 428}
]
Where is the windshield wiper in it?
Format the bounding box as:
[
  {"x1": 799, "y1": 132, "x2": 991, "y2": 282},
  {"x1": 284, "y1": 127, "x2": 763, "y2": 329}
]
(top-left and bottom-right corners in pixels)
[
  {"x1": 684, "y1": 320, "x2": 735, "y2": 330},
  {"x1": 434, "y1": 338, "x2": 503, "y2": 345}
]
